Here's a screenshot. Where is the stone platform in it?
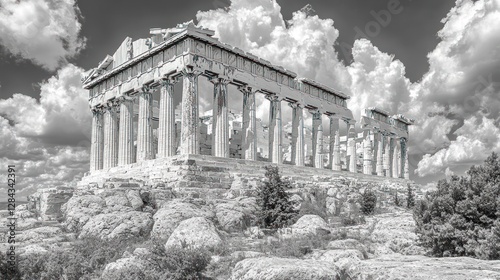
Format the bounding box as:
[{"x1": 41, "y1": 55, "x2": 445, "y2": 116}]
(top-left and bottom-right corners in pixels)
[{"x1": 79, "y1": 155, "x2": 411, "y2": 200}]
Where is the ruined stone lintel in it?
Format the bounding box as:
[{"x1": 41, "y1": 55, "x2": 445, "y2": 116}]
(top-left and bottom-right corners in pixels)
[
  {"x1": 240, "y1": 85, "x2": 258, "y2": 161},
  {"x1": 266, "y1": 94, "x2": 283, "y2": 164},
  {"x1": 157, "y1": 77, "x2": 177, "y2": 158},
  {"x1": 289, "y1": 102, "x2": 305, "y2": 166},
  {"x1": 180, "y1": 68, "x2": 202, "y2": 155}
]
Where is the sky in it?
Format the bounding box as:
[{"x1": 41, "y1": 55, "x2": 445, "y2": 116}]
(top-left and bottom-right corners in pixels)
[{"x1": 1, "y1": 0, "x2": 500, "y2": 199}]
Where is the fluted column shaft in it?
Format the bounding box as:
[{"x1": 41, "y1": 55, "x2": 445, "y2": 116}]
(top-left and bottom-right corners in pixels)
[
  {"x1": 332, "y1": 118, "x2": 341, "y2": 171},
  {"x1": 212, "y1": 77, "x2": 230, "y2": 158},
  {"x1": 180, "y1": 69, "x2": 200, "y2": 155},
  {"x1": 362, "y1": 132, "x2": 372, "y2": 175},
  {"x1": 392, "y1": 138, "x2": 400, "y2": 178},
  {"x1": 103, "y1": 104, "x2": 119, "y2": 169},
  {"x1": 268, "y1": 95, "x2": 282, "y2": 164},
  {"x1": 90, "y1": 108, "x2": 104, "y2": 171},
  {"x1": 157, "y1": 79, "x2": 176, "y2": 158},
  {"x1": 384, "y1": 136, "x2": 392, "y2": 177},
  {"x1": 328, "y1": 116, "x2": 338, "y2": 169},
  {"x1": 403, "y1": 139, "x2": 410, "y2": 180},
  {"x1": 241, "y1": 86, "x2": 257, "y2": 160},
  {"x1": 137, "y1": 88, "x2": 154, "y2": 162},
  {"x1": 376, "y1": 133, "x2": 384, "y2": 176},
  {"x1": 290, "y1": 103, "x2": 304, "y2": 166},
  {"x1": 348, "y1": 124, "x2": 357, "y2": 173},
  {"x1": 118, "y1": 98, "x2": 134, "y2": 165},
  {"x1": 311, "y1": 110, "x2": 323, "y2": 169}
]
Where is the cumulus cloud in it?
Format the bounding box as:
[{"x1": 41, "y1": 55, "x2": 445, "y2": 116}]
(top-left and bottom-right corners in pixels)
[
  {"x1": 0, "y1": 64, "x2": 90, "y2": 198},
  {"x1": 0, "y1": 0, "x2": 86, "y2": 70}
]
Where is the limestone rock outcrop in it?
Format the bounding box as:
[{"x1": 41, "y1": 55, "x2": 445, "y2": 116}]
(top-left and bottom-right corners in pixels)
[
  {"x1": 62, "y1": 194, "x2": 106, "y2": 232},
  {"x1": 27, "y1": 187, "x2": 74, "y2": 221},
  {"x1": 151, "y1": 199, "x2": 214, "y2": 239},
  {"x1": 165, "y1": 217, "x2": 222, "y2": 250},
  {"x1": 280, "y1": 214, "x2": 330, "y2": 238},
  {"x1": 215, "y1": 196, "x2": 258, "y2": 232},
  {"x1": 230, "y1": 257, "x2": 340, "y2": 280},
  {"x1": 79, "y1": 211, "x2": 153, "y2": 239}
]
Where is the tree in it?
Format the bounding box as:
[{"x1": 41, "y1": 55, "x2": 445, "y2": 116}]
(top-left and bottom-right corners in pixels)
[
  {"x1": 394, "y1": 190, "x2": 401, "y2": 207},
  {"x1": 413, "y1": 152, "x2": 500, "y2": 259},
  {"x1": 256, "y1": 166, "x2": 298, "y2": 229},
  {"x1": 360, "y1": 188, "x2": 377, "y2": 215},
  {"x1": 406, "y1": 184, "x2": 415, "y2": 209}
]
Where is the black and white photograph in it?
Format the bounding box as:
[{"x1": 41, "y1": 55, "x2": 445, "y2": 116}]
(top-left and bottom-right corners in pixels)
[{"x1": 1, "y1": 0, "x2": 500, "y2": 279}]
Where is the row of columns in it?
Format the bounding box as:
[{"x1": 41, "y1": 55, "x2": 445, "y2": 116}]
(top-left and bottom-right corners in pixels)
[{"x1": 89, "y1": 70, "x2": 409, "y2": 180}]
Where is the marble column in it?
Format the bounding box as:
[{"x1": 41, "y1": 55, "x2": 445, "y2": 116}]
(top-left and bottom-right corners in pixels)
[
  {"x1": 180, "y1": 68, "x2": 201, "y2": 155},
  {"x1": 348, "y1": 123, "x2": 357, "y2": 173},
  {"x1": 384, "y1": 136, "x2": 392, "y2": 177},
  {"x1": 157, "y1": 78, "x2": 176, "y2": 158},
  {"x1": 403, "y1": 139, "x2": 410, "y2": 180},
  {"x1": 376, "y1": 133, "x2": 384, "y2": 176},
  {"x1": 240, "y1": 86, "x2": 257, "y2": 161},
  {"x1": 267, "y1": 95, "x2": 282, "y2": 164},
  {"x1": 311, "y1": 110, "x2": 323, "y2": 169},
  {"x1": 90, "y1": 108, "x2": 104, "y2": 171},
  {"x1": 332, "y1": 119, "x2": 341, "y2": 171},
  {"x1": 211, "y1": 77, "x2": 230, "y2": 158},
  {"x1": 392, "y1": 137, "x2": 400, "y2": 178},
  {"x1": 103, "y1": 103, "x2": 119, "y2": 169},
  {"x1": 328, "y1": 116, "x2": 338, "y2": 169},
  {"x1": 363, "y1": 131, "x2": 372, "y2": 175},
  {"x1": 290, "y1": 103, "x2": 305, "y2": 166},
  {"x1": 136, "y1": 86, "x2": 154, "y2": 162},
  {"x1": 118, "y1": 97, "x2": 134, "y2": 165}
]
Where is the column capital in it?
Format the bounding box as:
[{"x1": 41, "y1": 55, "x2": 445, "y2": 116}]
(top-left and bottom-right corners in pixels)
[
  {"x1": 309, "y1": 109, "x2": 322, "y2": 119},
  {"x1": 91, "y1": 106, "x2": 105, "y2": 115},
  {"x1": 238, "y1": 85, "x2": 258, "y2": 94},
  {"x1": 180, "y1": 66, "x2": 202, "y2": 77},
  {"x1": 327, "y1": 113, "x2": 338, "y2": 120},
  {"x1": 288, "y1": 102, "x2": 303, "y2": 109},
  {"x1": 160, "y1": 76, "x2": 178, "y2": 86},
  {"x1": 141, "y1": 84, "x2": 153, "y2": 93},
  {"x1": 209, "y1": 75, "x2": 231, "y2": 85},
  {"x1": 265, "y1": 94, "x2": 282, "y2": 102}
]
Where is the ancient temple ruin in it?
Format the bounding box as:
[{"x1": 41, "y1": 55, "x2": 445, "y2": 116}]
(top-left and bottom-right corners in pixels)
[{"x1": 80, "y1": 21, "x2": 414, "y2": 190}]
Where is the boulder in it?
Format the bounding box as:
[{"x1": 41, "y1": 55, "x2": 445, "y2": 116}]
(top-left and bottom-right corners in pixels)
[
  {"x1": 151, "y1": 200, "x2": 214, "y2": 240},
  {"x1": 215, "y1": 197, "x2": 258, "y2": 232},
  {"x1": 230, "y1": 257, "x2": 340, "y2": 280},
  {"x1": 80, "y1": 211, "x2": 153, "y2": 239},
  {"x1": 27, "y1": 187, "x2": 74, "y2": 221},
  {"x1": 309, "y1": 249, "x2": 365, "y2": 264},
  {"x1": 126, "y1": 190, "x2": 144, "y2": 211},
  {"x1": 165, "y1": 217, "x2": 222, "y2": 250},
  {"x1": 102, "y1": 190, "x2": 132, "y2": 212},
  {"x1": 62, "y1": 194, "x2": 105, "y2": 232},
  {"x1": 280, "y1": 215, "x2": 330, "y2": 238}
]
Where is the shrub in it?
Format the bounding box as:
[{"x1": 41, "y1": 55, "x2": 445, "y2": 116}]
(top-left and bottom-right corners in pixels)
[
  {"x1": 394, "y1": 190, "x2": 402, "y2": 206},
  {"x1": 360, "y1": 188, "x2": 377, "y2": 215},
  {"x1": 406, "y1": 184, "x2": 415, "y2": 209},
  {"x1": 256, "y1": 166, "x2": 298, "y2": 229},
  {"x1": 413, "y1": 152, "x2": 500, "y2": 259},
  {"x1": 298, "y1": 188, "x2": 328, "y2": 219},
  {"x1": 136, "y1": 240, "x2": 211, "y2": 280}
]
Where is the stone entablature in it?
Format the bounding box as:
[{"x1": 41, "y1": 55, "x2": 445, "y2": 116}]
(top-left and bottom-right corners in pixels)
[{"x1": 81, "y1": 21, "x2": 414, "y2": 182}]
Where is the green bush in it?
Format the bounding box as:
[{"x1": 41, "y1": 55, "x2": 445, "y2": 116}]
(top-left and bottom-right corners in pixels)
[
  {"x1": 256, "y1": 166, "x2": 298, "y2": 229},
  {"x1": 360, "y1": 188, "x2": 377, "y2": 215},
  {"x1": 394, "y1": 191, "x2": 402, "y2": 207},
  {"x1": 413, "y1": 152, "x2": 500, "y2": 259}
]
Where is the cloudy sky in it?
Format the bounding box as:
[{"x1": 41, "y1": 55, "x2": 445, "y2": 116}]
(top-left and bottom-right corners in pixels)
[{"x1": 1, "y1": 0, "x2": 499, "y2": 199}]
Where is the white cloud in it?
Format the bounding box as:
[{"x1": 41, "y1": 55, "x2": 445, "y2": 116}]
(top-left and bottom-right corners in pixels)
[
  {"x1": 0, "y1": 0, "x2": 86, "y2": 70},
  {"x1": 0, "y1": 64, "x2": 90, "y2": 197}
]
